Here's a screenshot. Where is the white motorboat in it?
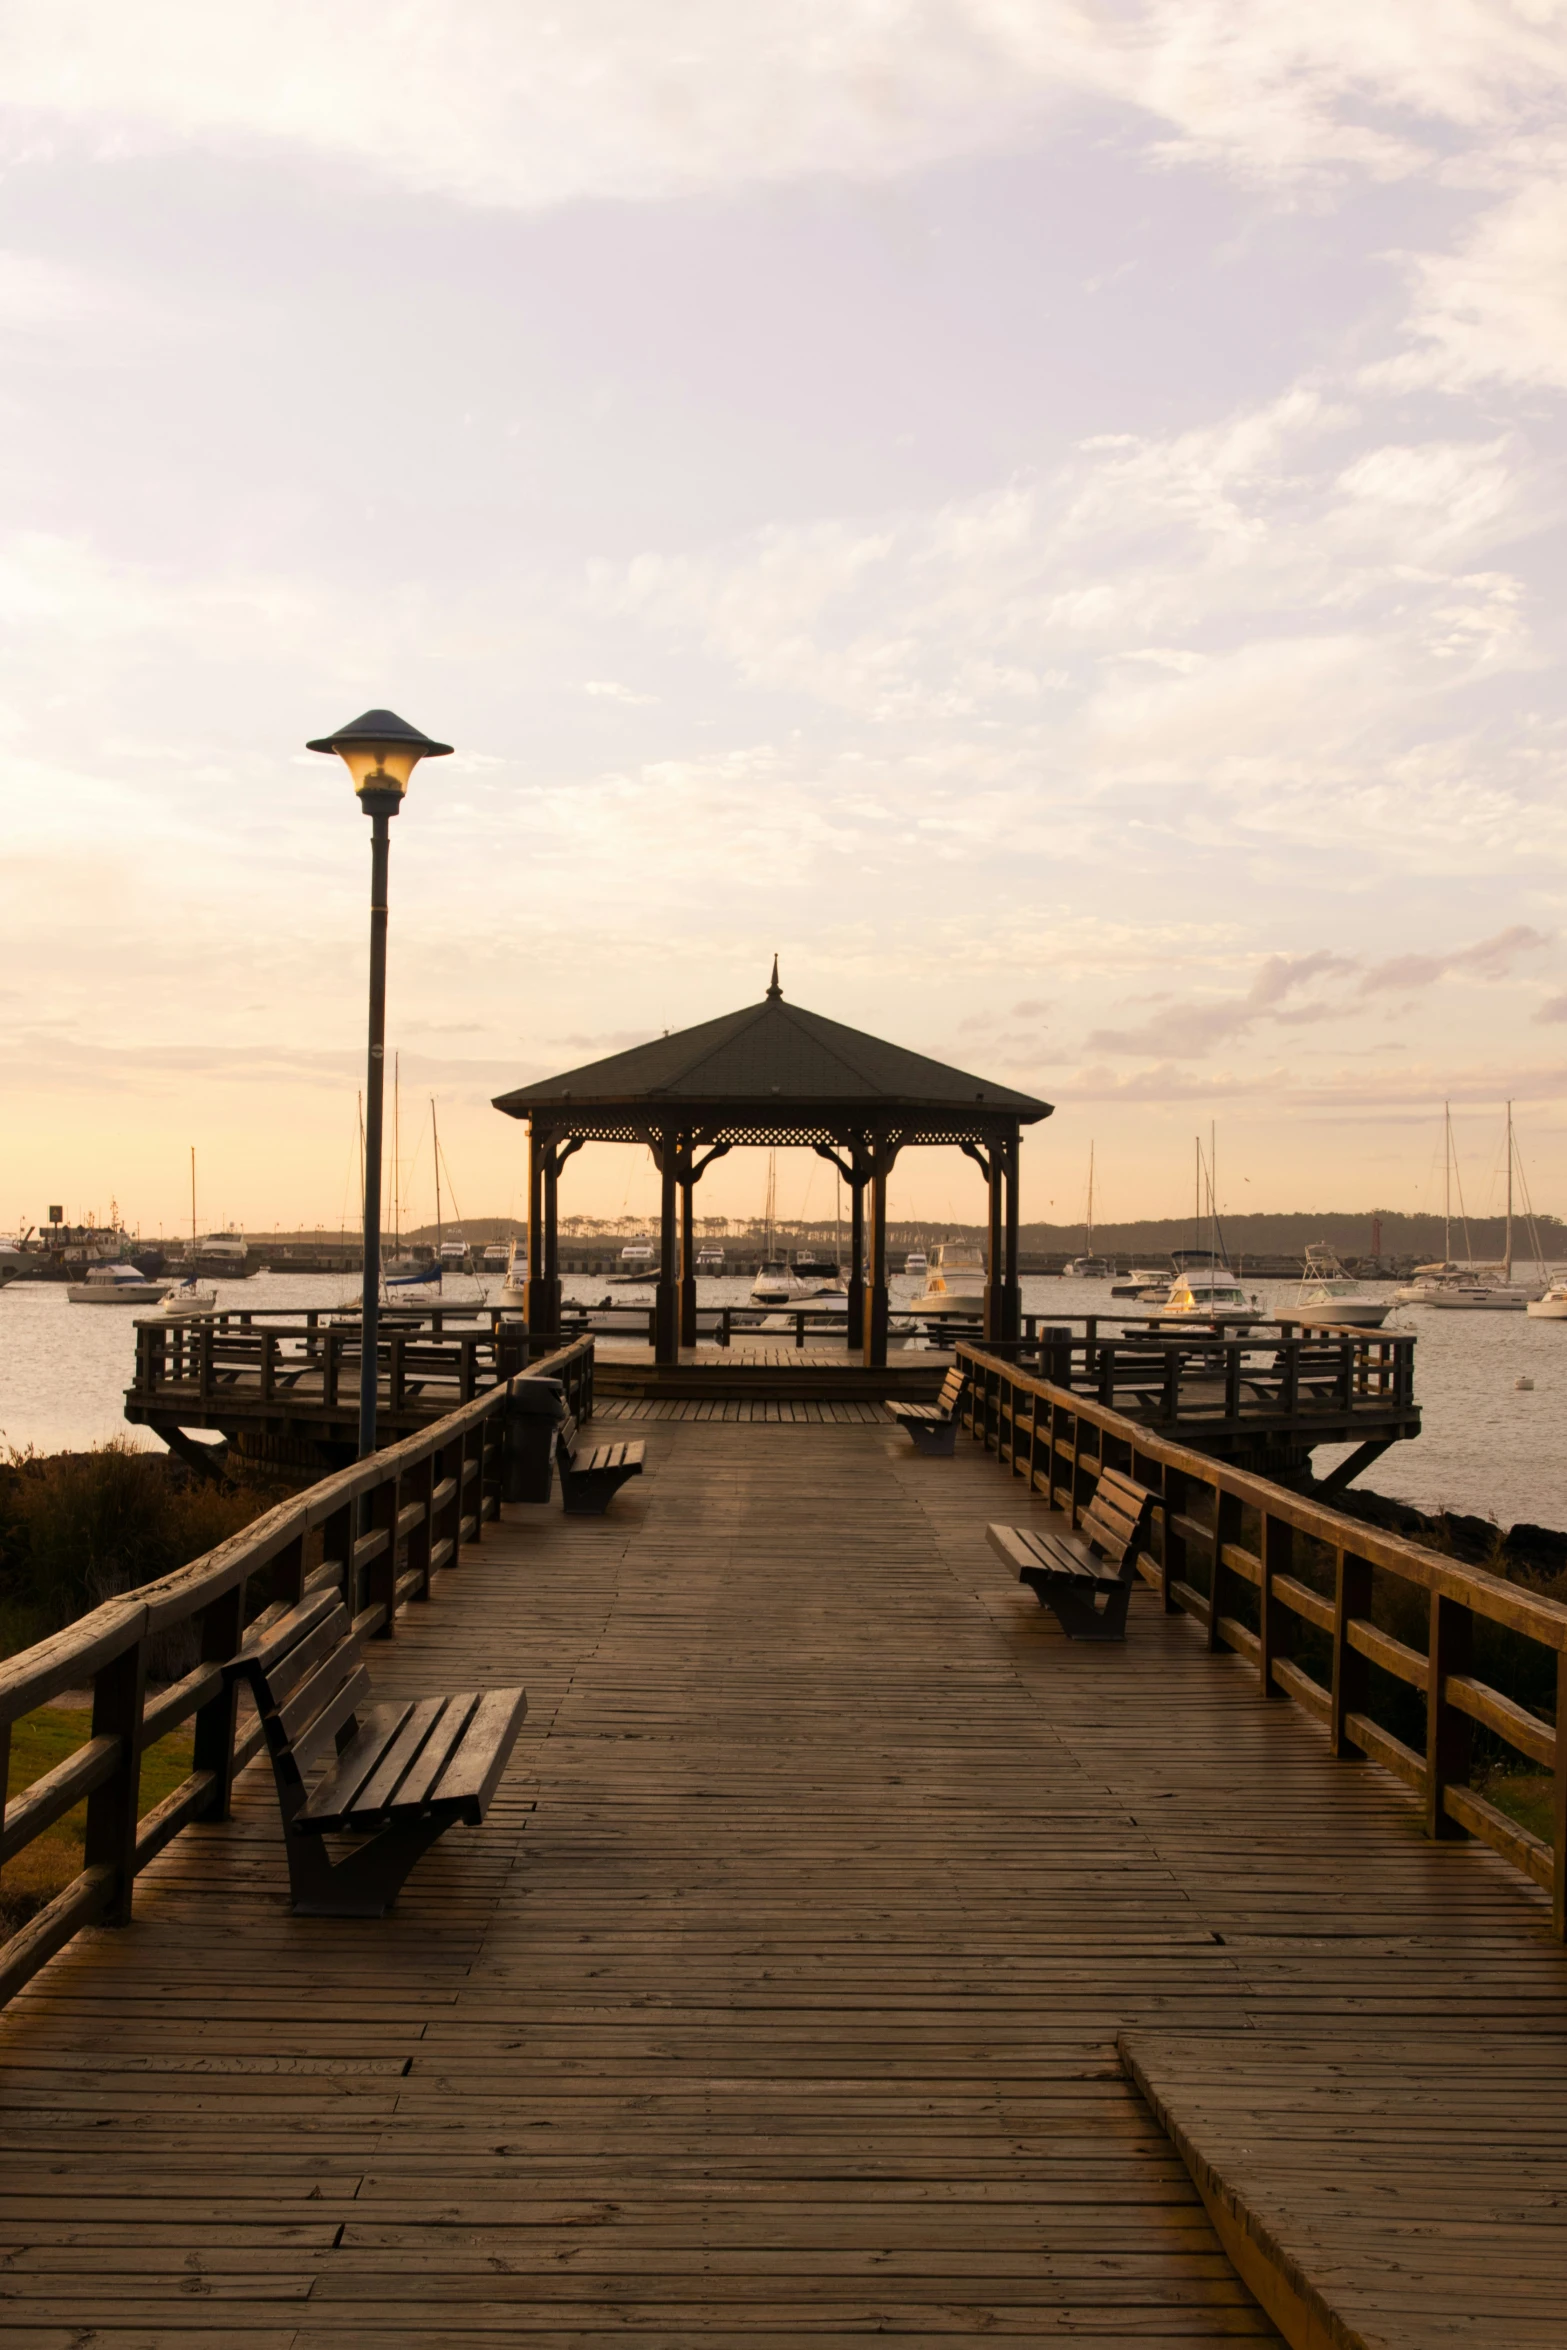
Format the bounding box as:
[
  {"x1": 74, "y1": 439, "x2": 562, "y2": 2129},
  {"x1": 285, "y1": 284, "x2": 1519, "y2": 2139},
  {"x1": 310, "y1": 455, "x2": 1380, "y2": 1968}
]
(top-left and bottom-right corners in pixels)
[
  {"x1": 1291, "y1": 1246, "x2": 1390, "y2": 1330},
  {"x1": 497, "y1": 1239, "x2": 528, "y2": 1314},
  {"x1": 68, "y1": 1262, "x2": 173, "y2": 1306},
  {"x1": 903, "y1": 1248, "x2": 928, "y2": 1278},
  {"x1": 609, "y1": 1236, "x2": 656, "y2": 1284},
  {"x1": 912, "y1": 1241, "x2": 987, "y2": 1319},
  {"x1": 1393, "y1": 1262, "x2": 1470, "y2": 1305},
  {"x1": 439, "y1": 1235, "x2": 470, "y2": 1272},
  {"x1": 0, "y1": 1240, "x2": 23, "y2": 1289},
  {"x1": 1527, "y1": 1278, "x2": 1567, "y2": 1320},
  {"x1": 696, "y1": 1244, "x2": 725, "y2": 1274},
  {"x1": 1155, "y1": 1267, "x2": 1262, "y2": 1329},
  {"x1": 1111, "y1": 1263, "x2": 1173, "y2": 1301},
  {"x1": 482, "y1": 1242, "x2": 510, "y2": 1273}
]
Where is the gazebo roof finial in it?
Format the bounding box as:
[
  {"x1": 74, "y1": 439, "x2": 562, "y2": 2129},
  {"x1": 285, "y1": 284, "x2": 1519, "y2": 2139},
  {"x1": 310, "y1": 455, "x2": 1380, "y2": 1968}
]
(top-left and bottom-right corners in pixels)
[{"x1": 767, "y1": 954, "x2": 782, "y2": 1000}]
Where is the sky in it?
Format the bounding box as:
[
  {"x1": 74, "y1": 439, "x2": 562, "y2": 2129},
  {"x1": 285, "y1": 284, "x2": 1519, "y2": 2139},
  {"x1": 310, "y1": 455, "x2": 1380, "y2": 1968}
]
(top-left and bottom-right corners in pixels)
[{"x1": 2, "y1": 0, "x2": 1566, "y2": 1240}]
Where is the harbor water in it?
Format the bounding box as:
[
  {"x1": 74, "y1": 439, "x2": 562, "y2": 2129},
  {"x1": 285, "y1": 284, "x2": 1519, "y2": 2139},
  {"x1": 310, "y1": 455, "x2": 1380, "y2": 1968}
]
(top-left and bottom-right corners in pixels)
[{"x1": 0, "y1": 1270, "x2": 1560, "y2": 1534}]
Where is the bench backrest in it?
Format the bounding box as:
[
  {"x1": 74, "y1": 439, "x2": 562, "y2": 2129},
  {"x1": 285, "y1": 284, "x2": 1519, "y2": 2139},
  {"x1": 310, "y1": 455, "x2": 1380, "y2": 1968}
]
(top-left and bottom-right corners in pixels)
[
  {"x1": 229, "y1": 1588, "x2": 370, "y2": 1795},
  {"x1": 557, "y1": 1410, "x2": 580, "y2": 1463},
  {"x1": 1080, "y1": 1466, "x2": 1159, "y2": 1576},
  {"x1": 937, "y1": 1366, "x2": 966, "y2": 1412}
]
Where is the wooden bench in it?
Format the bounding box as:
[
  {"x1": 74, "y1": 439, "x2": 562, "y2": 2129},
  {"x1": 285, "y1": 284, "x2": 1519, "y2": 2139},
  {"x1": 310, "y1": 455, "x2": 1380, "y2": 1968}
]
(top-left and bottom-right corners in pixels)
[
  {"x1": 557, "y1": 1409, "x2": 645, "y2": 1515},
  {"x1": 987, "y1": 1465, "x2": 1159, "y2": 1642},
  {"x1": 886, "y1": 1366, "x2": 967, "y2": 1456},
  {"x1": 225, "y1": 1588, "x2": 527, "y2": 1917}
]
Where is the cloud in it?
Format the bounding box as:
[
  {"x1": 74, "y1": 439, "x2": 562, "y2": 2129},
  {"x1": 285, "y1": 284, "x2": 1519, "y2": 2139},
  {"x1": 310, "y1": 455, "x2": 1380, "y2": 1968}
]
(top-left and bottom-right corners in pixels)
[
  {"x1": 4, "y1": 0, "x2": 1566, "y2": 212},
  {"x1": 1358, "y1": 924, "x2": 1550, "y2": 995},
  {"x1": 1533, "y1": 993, "x2": 1567, "y2": 1025},
  {"x1": 1085, "y1": 949, "x2": 1354, "y2": 1058},
  {"x1": 1382, "y1": 171, "x2": 1567, "y2": 395}
]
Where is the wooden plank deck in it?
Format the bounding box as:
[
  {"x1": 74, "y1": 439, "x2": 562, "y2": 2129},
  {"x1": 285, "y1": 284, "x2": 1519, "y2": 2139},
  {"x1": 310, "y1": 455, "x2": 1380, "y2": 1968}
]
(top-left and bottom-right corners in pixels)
[{"x1": 2, "y1": 1420, "x2": 1563, "y2": 2343}]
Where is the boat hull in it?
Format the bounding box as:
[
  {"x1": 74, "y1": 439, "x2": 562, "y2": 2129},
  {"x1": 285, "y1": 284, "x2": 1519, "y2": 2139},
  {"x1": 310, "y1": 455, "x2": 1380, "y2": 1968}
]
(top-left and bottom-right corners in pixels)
[{"x1": 1292, "y1": 1301, "x2": 1391, "y2": 1330}]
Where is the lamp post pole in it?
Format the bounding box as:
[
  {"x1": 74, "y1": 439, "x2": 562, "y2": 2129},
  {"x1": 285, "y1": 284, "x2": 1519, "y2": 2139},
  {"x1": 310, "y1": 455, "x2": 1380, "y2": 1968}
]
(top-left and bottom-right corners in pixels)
[
  {"x1": 359, "y1": 799, "x2": 394, "y2": 1458},
  {"x1": 307, "y1": 709, "x2": 454, "y2": 1462}
]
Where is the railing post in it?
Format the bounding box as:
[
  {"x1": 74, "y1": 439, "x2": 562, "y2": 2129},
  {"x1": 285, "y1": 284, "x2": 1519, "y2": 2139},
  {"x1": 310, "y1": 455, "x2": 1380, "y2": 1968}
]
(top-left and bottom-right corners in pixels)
[
  {"x1": 1332, "y1": 1550, "x2": 1373, "y2": 1758},
  {"x1": 322, "y1": 1498, "x2": 354, "y2": 1609},
  {"x1": 465, "y1": 1426, "x2": 485, "y2": 1545},
  {"x1": 1426, "y1": 1590, "x2": 1474, "y2": 1838},
  {"x1": 1210, "y1": 1488, "x2": 1242, "y2": 1651},
  {"x1": 405, "y1": 1455, "x2": 434, "y2": 1596},
  {"x1": 1259, "y1": 1512, "x2": 1292, "y2": 1699},
  {"x1": 83, "y1": 1635, "x2": 148, "y2": 1926},
  {"x1": 1161, "y1": 1465, "x2": 1187, "y2": 1609},
  {"x1": 1223, "y1": 1344, "x2": 1241, "y2": 1423},
  {"x1": 192, "y1": 1580, "x2": 247, "y2": 1819},
  {"x1": 366, "y1": 1476, "x2": 399, "y2": 1637}
]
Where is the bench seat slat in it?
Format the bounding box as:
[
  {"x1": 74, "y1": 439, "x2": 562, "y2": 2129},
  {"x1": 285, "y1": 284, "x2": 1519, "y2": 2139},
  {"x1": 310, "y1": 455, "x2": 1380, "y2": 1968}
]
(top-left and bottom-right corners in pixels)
[
  {"x1": 378, "y1": 1694, "x2": 482, "y2": 1816},
  {"x1": 334, "y1": 1697, "x2": 449, "y2": 1822},
  {"x1": 295, "y1": 1702, "x2": 418, "y2": 1825},
  {"x1": 423, "y1": 1687, "x2": 529, "y2": 1821}
]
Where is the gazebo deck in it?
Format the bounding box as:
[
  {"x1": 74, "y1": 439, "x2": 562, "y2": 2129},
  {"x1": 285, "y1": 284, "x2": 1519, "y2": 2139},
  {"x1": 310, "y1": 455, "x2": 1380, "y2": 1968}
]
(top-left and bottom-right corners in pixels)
[{"x1": 3, "y1": 1419, "x2": 1563, "y2": 2342}]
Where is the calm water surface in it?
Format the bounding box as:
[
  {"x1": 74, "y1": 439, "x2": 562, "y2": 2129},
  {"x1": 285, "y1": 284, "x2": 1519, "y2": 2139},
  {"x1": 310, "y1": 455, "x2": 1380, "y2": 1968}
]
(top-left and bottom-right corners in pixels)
[{"x1": 0, "y1": 1269, "x2": 1560, "y2": 1532}]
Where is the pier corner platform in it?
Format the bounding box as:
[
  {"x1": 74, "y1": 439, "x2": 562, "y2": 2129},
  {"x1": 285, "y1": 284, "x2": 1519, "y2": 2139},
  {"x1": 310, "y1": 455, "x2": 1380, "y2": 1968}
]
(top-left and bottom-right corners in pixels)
[{"x1": 3, "y1": 1410, "x2": 1564, "y2": 2343}]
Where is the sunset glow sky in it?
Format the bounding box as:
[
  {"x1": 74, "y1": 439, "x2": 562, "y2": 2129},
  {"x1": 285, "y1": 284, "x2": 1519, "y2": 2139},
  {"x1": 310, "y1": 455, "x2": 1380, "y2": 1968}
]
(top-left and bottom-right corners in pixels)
[{"x1": 3, "y1": 2, "x2": 1566, "y2": 1237}]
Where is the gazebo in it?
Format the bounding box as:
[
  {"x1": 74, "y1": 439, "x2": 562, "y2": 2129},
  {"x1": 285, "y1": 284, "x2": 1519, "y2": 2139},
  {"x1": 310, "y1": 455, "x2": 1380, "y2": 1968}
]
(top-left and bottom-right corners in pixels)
[{"x1": 492, "y1": 965, "x2": 1053, "y2": 1368}]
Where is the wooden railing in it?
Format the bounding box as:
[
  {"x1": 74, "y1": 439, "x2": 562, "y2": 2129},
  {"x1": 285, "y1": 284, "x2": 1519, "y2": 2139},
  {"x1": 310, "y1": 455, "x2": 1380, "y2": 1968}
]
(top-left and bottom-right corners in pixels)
[
  {"x1": 988, "y1": 1324, "x2": 1417, "y2": 1430},
  {"x1": 131, "y1": 1307, "x2": 527, "y2": 1419},
  {"x1": 957, "y1": 1343, "x2": 1566, "y2": 1936},
  {"x1": 0, "y1": 1337, "x2": 593, "y2": 2010}
]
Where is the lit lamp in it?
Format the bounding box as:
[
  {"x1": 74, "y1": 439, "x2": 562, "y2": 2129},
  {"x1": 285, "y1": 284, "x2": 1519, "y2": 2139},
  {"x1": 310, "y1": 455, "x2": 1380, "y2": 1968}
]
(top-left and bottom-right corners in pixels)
[{"x1": 307, "y1": 709, "x2": 453, "y2": 1459}]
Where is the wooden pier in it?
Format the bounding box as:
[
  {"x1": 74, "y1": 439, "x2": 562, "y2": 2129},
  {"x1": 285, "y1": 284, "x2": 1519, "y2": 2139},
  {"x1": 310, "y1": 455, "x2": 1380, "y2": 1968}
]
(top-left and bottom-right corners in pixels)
[{"x1": 2, "y1": 1346, "x2": 1565, "y2": 2343}]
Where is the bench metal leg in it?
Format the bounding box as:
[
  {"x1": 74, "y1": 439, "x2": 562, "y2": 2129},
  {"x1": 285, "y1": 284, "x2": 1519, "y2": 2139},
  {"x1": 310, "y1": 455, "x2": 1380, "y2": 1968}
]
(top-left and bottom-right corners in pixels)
[
  {"x1": 283, "y1": 1816, "x2": 450, "y2": 1917},
  {"x1": 561, "y1": 1467, "x2": 642, "y2": 1516},
  {"x1": 1020, "y1": 1570, "x2": 1133, "y2": 1643},
  {"x1": 905, "y1": 1421, "x2": 958, "y2": 1457}
]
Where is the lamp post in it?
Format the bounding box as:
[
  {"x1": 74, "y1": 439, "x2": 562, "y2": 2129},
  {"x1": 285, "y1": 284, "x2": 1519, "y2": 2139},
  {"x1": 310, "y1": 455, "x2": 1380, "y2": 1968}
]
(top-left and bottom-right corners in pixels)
[{"x1": 308, "y1": 709, "x2": 453, "y2": 1459}]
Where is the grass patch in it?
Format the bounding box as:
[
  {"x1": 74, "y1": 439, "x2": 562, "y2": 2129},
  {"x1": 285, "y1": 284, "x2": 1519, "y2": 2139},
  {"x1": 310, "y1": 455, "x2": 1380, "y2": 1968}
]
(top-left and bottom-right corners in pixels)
[
  {"x1": 1483, "y1": 1770, "x2": 1554, "y2": 1846},
  {"x1": 2, "y1": 1706, "x2": 196, "y2": 1940}
]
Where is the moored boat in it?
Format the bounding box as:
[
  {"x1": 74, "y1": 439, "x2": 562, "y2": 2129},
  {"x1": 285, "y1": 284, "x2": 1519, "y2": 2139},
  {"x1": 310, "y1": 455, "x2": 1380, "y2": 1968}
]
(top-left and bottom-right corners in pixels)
[
  {"x1": 1291, "y1": 1246, "x2": 1390, "y2": 1330},
  {"x1": 68, "y1": 1263, "x2": 172, "y2": 1306},
  {"x1": 912, "y1": 1241, "x2": 986, "y2": 1319}
]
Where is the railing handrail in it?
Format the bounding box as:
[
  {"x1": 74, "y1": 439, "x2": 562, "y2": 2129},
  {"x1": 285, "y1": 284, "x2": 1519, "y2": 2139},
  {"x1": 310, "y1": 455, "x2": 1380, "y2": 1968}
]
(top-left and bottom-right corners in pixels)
[{"x1": 0, "y1": 1337, "x2": 594, "y2": 2010}]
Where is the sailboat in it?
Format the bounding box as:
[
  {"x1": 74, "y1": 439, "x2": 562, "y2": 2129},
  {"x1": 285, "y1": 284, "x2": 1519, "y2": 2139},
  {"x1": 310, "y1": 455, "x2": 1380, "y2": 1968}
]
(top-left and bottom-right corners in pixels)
[
  {"x1": 386, "y1": 1055, "x2": 437, "y2": 1290},
  {"x1": 1064, "y1": 1142, "x2": 1111, "y2": 1277},
  {"x1": 160, "y1": 1148, "x2": 217, "y2": 1313},
  {"x1": 1393, "y1": 1103, "x2": 1471, "y2": 1303},
  {"x1": 1417, "y1": 1103, "x2": 1541, "y2": 1310}
]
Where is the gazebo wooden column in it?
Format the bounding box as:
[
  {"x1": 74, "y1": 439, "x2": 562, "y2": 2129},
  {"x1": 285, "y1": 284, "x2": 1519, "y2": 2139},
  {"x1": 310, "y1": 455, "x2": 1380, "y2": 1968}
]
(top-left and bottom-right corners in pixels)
[
  {"x1": 655, "y1": 1128, "x2": 680, "y2": 1364},
  {"x1": 1002, "y1": 1131, "x2": 1021, "y2": 1341},
  {"x1": 813, "y1": 1139, "x2": 870, "y2": 1350},
  {"x1": 525, "y1": 1125, "x2": 582, "y2": 1346},
  {"x1": 986, "y1": 1144, "x2": 1005, "y2": 1343},
  {"x1": 679, "y1": 1140, "x2": 731, "y2": 1347},
  {"x1": 862, "y1": 1135, "x2": 902, "y2": 1370}
]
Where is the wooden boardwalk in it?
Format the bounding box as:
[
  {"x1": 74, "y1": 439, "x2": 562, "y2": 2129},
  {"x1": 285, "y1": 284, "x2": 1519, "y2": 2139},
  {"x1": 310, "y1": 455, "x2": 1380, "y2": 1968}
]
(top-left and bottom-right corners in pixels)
[{"x1": 2, "y1": 1419, "x2": 1564, "y2": 2343}]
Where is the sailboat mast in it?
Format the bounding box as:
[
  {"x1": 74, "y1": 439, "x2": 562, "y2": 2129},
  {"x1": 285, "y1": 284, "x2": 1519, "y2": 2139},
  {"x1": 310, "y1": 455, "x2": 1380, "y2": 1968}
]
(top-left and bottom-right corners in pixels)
[
  {"x1": 190, "y1": 1146, "x2": 197, "y2": 1253},
  {"x1": 393, "y1": 1053, "x2": 401, "y2": 1256},
  {"x1": 432, "y1": 1098, "x2": 444, "y2": 1254},
  {"x1": 1086, "y1": 1141, "x2": 1095, "y2": 1254},
  {"x1": 1443, "y1": 1100, "x2": 1452, "y2": 1261},
  {"x1": 1194, "y1": 1137, "x2": 1200, "y2": 1256},
  {"x1": 1505, "y1": 1101, "x2": 1514, "y2": 1285}
]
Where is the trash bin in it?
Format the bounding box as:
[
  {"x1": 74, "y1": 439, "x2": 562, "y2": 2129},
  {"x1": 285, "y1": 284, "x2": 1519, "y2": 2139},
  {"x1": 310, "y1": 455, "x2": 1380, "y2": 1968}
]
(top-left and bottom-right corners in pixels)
[{"x1": 502, "y1": 1376, "x2": 565, "y2": 1504}]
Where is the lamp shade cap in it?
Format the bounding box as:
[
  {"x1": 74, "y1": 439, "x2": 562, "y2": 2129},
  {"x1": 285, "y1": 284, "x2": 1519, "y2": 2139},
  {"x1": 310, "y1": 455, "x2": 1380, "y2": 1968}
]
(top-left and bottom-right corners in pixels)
[{"x1": 306, "y1": 708, "x2": 453, "y2": 758}]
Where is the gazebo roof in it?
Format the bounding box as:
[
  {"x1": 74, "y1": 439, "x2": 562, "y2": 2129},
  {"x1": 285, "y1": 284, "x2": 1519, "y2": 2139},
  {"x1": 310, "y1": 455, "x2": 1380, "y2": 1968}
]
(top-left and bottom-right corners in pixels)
[{"x1": 492, "y1": 967, "x2": 1052, "y2": 1147}]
